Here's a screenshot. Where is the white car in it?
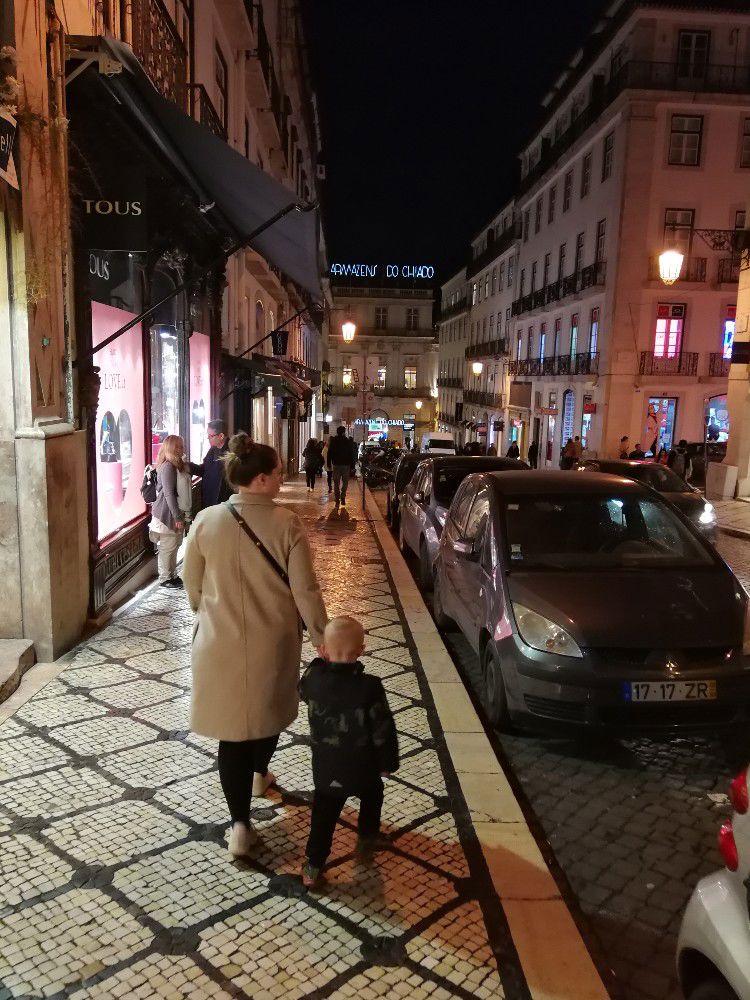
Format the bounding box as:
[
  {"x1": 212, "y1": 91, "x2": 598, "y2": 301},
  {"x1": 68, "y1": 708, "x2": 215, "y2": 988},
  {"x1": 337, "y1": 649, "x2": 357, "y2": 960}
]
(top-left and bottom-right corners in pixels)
[{"x1": 677, "y1": 765, "x2": 750, "y2": 1000}]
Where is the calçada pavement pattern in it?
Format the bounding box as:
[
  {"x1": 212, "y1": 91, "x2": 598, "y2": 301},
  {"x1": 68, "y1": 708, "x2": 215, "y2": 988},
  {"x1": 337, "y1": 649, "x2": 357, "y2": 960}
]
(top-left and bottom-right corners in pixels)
[{"x1": 0, "y1": 479, "x2": 529, "y2": 1000}]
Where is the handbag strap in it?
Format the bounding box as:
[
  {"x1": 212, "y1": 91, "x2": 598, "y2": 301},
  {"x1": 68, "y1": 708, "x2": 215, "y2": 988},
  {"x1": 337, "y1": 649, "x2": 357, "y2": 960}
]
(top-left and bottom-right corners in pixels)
[{"x1": 225, "y1": 502, "x2": 291, "y2": 588}]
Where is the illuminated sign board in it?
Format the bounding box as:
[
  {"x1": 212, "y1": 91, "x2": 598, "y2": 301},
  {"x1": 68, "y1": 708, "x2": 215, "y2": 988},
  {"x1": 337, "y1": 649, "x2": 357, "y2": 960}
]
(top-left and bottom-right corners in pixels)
[
  {"x1": 354, "y1": 418, "x2": 405, "y2": 426},
  {"x1": 330, "y1": 263, "x2": 435, "y2": 280}
]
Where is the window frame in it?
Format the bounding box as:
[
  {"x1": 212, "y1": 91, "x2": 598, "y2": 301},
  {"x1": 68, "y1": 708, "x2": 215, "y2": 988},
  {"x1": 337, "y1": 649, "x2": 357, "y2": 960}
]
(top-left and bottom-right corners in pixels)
[
  {"x1": 562, "y1": 170, "x2": 573, "y2": 212},
  {"x1": 214, "y1": 44, "x2": 229, "y2": 129},
  {"x1": 580, "y1": 151, "x2": 592, "y2": 198},
  {"x1": 668, "y1": 114, "x2": 704, "y2": 167},
  {"x1": 602, "y1": 131, "x2": 615, "y2": 180}
]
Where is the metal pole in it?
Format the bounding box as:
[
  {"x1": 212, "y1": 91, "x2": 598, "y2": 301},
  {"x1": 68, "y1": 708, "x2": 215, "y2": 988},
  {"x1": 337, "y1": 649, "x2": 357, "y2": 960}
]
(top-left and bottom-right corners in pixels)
[{"x1": 362, "y1": 380, "x2": 367, "y2": 512}]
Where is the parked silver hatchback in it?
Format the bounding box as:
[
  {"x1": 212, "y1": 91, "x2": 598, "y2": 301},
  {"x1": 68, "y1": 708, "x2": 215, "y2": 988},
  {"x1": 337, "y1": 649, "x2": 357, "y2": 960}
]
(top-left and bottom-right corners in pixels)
[{"x1": 398, "y1": 456, "x2": 527, "y2": 589}]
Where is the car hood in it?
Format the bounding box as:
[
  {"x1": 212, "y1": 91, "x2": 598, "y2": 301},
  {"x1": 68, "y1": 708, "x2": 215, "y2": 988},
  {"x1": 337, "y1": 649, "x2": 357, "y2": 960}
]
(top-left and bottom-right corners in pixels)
[{"x1": 507, "y1": 569, "x2": 743, "y2": 647}]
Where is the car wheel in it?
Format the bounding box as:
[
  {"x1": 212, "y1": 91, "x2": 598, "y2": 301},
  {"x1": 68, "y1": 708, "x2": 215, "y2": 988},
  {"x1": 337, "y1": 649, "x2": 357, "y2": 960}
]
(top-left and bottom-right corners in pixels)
[
  {"x1": 419, "y1": 539, "x2": 433, "y2": 591},
  {"x1": 398, "y1": 519, "x2": 410, "y2": 555},
  {"x1": 686, "y1": 979, "x2": 739, "y2": 1000},
  {"x1": 433, "y1": 573, "x2": 456, "y2": 631},
  {"x1": 482, "y1": 642, "x2": 511, "y2": 731}
]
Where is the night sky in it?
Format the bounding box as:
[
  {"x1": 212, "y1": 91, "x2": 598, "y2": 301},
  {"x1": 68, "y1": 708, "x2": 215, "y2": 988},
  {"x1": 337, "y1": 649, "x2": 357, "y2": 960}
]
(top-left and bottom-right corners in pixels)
[{"x1": 301, "y1": 0, "x2": 608, "y2": 281}]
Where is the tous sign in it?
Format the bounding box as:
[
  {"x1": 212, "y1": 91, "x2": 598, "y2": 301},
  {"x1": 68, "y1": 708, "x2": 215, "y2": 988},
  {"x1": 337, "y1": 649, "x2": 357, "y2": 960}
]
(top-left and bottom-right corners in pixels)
[
  {"x1": 330, "y1": 263, "x2": 434, "y2": 280},
  {"x1": 83, "y1": 200, "x2": 143, "y2": 216}
]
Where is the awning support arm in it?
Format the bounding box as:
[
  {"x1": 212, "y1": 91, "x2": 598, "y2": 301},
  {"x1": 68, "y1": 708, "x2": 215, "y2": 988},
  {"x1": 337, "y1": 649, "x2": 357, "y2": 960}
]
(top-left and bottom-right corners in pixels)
[
  {"x1": 220, "y1": 306, "x2": 310, "y2": 402},
  {"x1": 73, "y1": 201, "x2": 315, "y2": 366}
]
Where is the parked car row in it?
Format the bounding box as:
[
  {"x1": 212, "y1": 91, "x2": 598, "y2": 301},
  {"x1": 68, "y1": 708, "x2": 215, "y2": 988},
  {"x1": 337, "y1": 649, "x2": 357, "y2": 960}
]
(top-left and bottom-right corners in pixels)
[{"x1": 386, "y1": 456, "x2": 749, "y2": 738}]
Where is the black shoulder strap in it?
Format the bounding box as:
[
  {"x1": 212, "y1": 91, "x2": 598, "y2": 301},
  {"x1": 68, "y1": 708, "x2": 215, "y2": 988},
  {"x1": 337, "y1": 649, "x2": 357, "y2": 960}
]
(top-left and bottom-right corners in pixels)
[{"x1": 225, "y1": 502, "x2": 291, "y2": 588}]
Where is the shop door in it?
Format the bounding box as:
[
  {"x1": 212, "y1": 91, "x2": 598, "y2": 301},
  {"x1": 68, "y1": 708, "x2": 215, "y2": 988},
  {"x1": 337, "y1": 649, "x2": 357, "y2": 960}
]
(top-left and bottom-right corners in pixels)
[
  {"x1": 644, "y1": 397, "x2": 678, "y2": 457},
  {"x1": 545, "y1": 391, "x2": 557, "y2": 465}
]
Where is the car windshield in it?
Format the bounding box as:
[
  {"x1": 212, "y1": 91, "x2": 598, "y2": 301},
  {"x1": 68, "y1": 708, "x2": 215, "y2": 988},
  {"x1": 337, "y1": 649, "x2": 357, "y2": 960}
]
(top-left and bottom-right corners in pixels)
[
  {"x1": 503, "y1": 493, "x2": 714, "y2": 570},
  {"x1": 624, "y1": 465, "x2": 687, "y2": 493}
]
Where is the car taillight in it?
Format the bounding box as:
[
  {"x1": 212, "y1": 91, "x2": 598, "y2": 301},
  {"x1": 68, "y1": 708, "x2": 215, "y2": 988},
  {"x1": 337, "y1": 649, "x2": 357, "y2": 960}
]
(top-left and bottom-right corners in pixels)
[
  {"x1": 718, "y1": 822, "x2": 739, "y2": 871},
  {"x1": 730, "y1": 770, "x2": 749, "y2": 815}
]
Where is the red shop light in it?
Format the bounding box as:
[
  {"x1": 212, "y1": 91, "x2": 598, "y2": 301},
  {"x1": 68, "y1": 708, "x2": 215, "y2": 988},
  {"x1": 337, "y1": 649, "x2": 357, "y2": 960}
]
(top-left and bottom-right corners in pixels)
[
  {"x1": 729, "y1": 770, "x2": 749, "y2": 815},
  {"x1": 718, "y1": 822, "x2": 739, "y2": 872}
]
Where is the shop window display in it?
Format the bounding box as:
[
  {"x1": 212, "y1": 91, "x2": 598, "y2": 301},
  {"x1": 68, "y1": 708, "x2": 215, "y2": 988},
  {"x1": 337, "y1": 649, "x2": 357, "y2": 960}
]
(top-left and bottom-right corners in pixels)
[
  {"x1": 189, "y1": 332, "x2": 211, "y2": 463},
  {"x1": 92, "y1": 302, "x2": 146, "y2": 540},
  {"x1": 150, "y1": 324, "x2": 181, "y2": 463}
]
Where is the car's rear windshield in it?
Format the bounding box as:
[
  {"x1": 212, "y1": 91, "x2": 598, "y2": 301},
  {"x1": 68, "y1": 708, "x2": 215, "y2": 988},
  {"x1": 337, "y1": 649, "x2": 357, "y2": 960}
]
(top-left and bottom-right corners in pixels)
[
  {"x1": 503, "y1": 493, "x2": 714, "y2": 570},
  {"x1": 426, "y1": 439, "x2": 456, "y2": 452},
  {"x1": 433, "y1": 467, "x2": 475, "y2": 504},
  {"x1": 395, "y1": 459, "x2": 419, "y2": 490}
]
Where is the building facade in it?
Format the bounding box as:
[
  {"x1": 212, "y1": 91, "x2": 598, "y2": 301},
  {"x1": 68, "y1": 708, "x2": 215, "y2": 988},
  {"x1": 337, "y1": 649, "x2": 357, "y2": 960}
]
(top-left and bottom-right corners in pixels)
[
  {"x1": 439, "y1": 0, "x2": 750, "y2": 467},
  {"x1": 1, "y1": 0, "x2": 324, "y2": 658},
  {"x1": 326, "y1": 282, "x2": 437, "y2": 448}
]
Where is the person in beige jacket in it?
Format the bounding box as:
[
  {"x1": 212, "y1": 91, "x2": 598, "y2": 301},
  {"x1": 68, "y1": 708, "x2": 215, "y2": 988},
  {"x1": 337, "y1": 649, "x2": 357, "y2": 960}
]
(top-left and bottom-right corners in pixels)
[{"x1": 183, "y1": 433, "x2": 328, "y2": 858}]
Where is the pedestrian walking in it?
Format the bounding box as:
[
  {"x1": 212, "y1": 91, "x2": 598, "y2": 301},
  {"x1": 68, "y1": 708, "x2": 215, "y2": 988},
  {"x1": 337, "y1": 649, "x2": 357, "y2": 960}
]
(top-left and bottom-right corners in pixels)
[
  {"x1": 327, "y1": 426, "x2": 353, "y2": 507},
  {"x1": 628, "y1": 443, "x2": 646, "y2": 460},
  {"x1": 321, "y1": 437, "x2": 332, "y2": 493},
  {"x1": 183, "y1": 434, "x2": 328, "y2": 858},
  {"x1": 560, "y1": 438, "x2": 576, "y2": 469},
  {"x1": 302, "y1": 437, "x2": 319, "y2": 492},
  {"x1": 506, "y1": 440, "x2": 520, "y2": 459},
  {"x1": 348, "y1": 435, "x2": 358, "y2": 478},
  {"x1": 299, "y1": 615, "x2": 399, "y2": 888},
  {"x1": 668, "y1": 439, "x2": 693, "y2": 481},
  {"x1": 618, "y1": 435, "x2": 630, "y2": 459},
  {"x1": 150, "y1": 434, "x2": 191, "y2": 588},
  {"x1": 316, "y1": 440, "x2": 325, "y2": 479},
  {"x1": 527, "y1": 439, "x2": 539, "y2": 468},
  {"x1": 486, "y1": 445, "x2": 498, "y2": 456},
  {"x1": 572, "y1": 436, "x2": 583, "y2": 461},
  {"x1": 190, "y1": 419, "x2": 233, "y2": 508}
]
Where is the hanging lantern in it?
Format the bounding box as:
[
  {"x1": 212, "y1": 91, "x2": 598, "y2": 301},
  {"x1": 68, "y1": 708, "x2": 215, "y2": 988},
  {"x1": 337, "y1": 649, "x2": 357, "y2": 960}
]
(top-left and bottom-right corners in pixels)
[
  {"x1": 472, "y1": 361, "x2": 484, "y2": 375},
  {"x1": 658, "y1": 249, "x2": 684, "y2": 286},
  {"x1": 341, "y1": 319, "x2": 356, "y2": 343}
]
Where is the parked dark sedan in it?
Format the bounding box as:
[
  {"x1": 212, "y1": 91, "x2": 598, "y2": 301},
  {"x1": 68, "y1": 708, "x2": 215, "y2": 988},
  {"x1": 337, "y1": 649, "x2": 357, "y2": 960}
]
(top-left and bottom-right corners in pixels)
[
  {"x1": 578, "y1": 459, "x2": 718, "y2": 541},
  {"x1": 399, "y1": 456, "x2": 528, "y2": 589},
  {"x1": 386, "y1": 453, "x2": 421, "y2": 532},
  {"x1": 433, "y1": 470, "x2": 750, "y2": 734}
]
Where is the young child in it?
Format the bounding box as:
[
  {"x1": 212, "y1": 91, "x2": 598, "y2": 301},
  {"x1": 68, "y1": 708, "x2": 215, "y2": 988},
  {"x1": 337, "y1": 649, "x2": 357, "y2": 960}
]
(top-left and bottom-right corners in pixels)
[{"x1": 299, "y1": 615, "x2": 399, "y2": 888}]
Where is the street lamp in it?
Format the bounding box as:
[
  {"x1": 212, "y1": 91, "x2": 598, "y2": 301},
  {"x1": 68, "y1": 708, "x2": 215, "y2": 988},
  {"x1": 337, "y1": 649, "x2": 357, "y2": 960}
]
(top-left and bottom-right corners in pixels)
[
  {"x1": 472, "y1": 361, "x2": 484, "y2": 376},
  {"x1": 415, "y1": 399, "x2": 423, "y2": 410},
  {"x1": 658, "y1": 249, "x2": 684, "y2": 285},
  {"x1": 341, "y1": 318, "x2": 356, "y2": 343}
]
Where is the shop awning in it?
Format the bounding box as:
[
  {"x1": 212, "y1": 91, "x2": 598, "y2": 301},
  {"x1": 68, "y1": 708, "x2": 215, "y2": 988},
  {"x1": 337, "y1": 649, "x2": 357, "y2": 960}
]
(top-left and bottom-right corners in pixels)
[
  {"x1": 222, "y1": 353, "x2": 313, "y2": 404},
  {"x1": 69, "y1": 37, "x2": 321, "y2": 297},
  {"x1": 260, "y1": 357, "x2": 314, "y2": 403}
]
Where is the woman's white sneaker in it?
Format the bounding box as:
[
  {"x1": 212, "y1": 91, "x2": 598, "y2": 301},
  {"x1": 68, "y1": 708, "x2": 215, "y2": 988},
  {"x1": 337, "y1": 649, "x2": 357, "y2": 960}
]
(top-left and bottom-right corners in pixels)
[
  {"x1": 252, "y1": 770, "x2": 276, "y2": 797},
  {"x1": 228, "y1": 822, "x2": 258, "y2": 857}
]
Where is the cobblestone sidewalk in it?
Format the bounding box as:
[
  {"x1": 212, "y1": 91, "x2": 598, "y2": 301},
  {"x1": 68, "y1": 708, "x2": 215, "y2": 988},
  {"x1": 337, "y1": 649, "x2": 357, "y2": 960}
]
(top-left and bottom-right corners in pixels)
[{"x1": 0, "y1": 479, "x2": 528, "y2": 1000}]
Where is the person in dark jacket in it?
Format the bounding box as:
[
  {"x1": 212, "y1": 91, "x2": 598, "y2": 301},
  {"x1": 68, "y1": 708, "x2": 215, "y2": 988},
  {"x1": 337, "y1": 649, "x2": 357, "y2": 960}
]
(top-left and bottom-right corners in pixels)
[
  {"x1": 506, "y1": 441, "x2": 520, "y2": 459},
  {"x1": 628, "y1": 443, "x2": 646, "y2": 460},
  {"x1": 327, "y1": 426, "x2": 354, "y2": 506},
  {"x1": 299, "y1": 615, "x2": 399, "y2": 888},
  {"x1": 190, "y1": 419, "x2": 233, "y2": 508},
  {"x1": 302, "y1": 437, "x2": 319, "y2": 491},
  {"x1": 527, "y1": 440, "x2": 539, "y2": 468}
]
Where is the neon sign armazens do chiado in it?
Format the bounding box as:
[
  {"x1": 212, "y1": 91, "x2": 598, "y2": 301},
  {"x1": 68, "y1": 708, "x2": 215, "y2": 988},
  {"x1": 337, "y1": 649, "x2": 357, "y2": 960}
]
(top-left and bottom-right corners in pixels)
[{"x1": 330, "y1": 263, "x2": 434, "y2": 280}]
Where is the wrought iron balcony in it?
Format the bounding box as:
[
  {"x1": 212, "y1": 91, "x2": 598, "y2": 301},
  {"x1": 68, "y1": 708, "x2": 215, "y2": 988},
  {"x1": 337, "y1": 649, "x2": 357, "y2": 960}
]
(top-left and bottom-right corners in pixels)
[
  {"x1": 639, "y1": 352, "x2": 699, "y2": 377},
  {"x1": 519, "y1": 59, "x2": 750, "y2": 195},
  {"x1": 372, "y1": 385, "x2": 434, "y2": 398},
  {"x1": 508, "y1": 352, "x2": 599, "y2": 377},
  {"x1": 708, "y1": 352, "x2": 731, "y2": 378},
  {"x1": 131, "y1": 0, "x2": 188, "y2": 110},
  {"x1": 463, "y1": 389, "x2": 503, "y2": 408},
  {"x1": 438, "y1": 377, "x2": 463, "y2": 389},
  {"x1": 439, "y1": 297, "x2": 469, "y2": 321},
  {"x1": 465, "y1": 338, "x2": 507, "y2": 360},
  {"x1": 648, "y1": 256, "x2": 707, "y2": 282},
  {"x1": 718, "y1": 257, "x2": 741, "y2": 283},
  {"x1": 189, "y1": 85, "x2": 226, "y2": 141},
  {"x1": 512, "y1": 263, "x2": 606, "y2": 316}
]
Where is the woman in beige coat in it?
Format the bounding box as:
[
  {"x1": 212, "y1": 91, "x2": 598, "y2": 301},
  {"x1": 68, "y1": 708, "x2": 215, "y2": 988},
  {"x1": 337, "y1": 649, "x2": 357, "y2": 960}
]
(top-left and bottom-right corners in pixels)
[{"x1": 183, "y1": 434, "x2": 327, "y2": 857}]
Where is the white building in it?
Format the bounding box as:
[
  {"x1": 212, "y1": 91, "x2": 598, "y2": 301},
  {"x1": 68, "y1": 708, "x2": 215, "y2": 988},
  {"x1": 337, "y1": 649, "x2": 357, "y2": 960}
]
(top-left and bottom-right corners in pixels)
[
  {"x1": 436, "y1": 268, "x2": 469, "y2": 438},
  {"x1": 510, "y1": 0, "x2": 750, "y2": 464},
  {"x1": 326, "y1": 282, "x2": 437, "y2": 448}
]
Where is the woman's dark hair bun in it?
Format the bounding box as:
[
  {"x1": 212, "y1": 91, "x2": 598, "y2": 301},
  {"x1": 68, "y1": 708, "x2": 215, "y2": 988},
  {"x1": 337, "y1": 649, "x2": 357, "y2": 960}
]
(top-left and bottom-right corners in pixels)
[{"x1": 228, "y1": 432, "x2": 255, "y2": 459}]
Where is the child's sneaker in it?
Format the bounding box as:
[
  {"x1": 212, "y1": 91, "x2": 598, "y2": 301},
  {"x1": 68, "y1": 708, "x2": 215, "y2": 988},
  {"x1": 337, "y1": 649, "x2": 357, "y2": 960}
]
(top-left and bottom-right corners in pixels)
[{"x1": 301, "y1": 861, "x2": 322, "y2": 888}]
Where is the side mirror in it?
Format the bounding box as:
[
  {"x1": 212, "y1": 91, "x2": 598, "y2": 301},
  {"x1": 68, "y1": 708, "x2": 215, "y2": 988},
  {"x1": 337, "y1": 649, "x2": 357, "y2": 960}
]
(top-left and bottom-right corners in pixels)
[
  {"x1": 454, "y1": 539, "x2": 475, "y2": 558},
  {"x1": 414, "y1": 491, "x2": 425, "y2": 503}
]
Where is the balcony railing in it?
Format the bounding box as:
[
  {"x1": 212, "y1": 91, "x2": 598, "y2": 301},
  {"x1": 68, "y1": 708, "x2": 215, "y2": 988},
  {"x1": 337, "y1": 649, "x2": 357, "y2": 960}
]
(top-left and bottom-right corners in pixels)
[
  {"x1": 708, "y1": 352, "x2": 731, "y2": 378},
  {"x1": 639, "y1": 352, "x2": 699, "y2": 376},
  {"x1": 648, "y1": 256, "x2": 707, "y2": 283},
  {"x1": 131, "y1": 0, "x2": 188, "y2": 110},
  {"x1": 464, "y1": 389, "x2": 503, "y2": 408},
  {"x1": 465, "y1": 338, "x2": 507, "y2": 359},
  {"x1": 718, "y1": 257, "x2": 741, "y2": 284},
  {"x1": 438, "y1": 377, "x2": 463, "y2": 389},
  {"x1": 329, "y1": 286, "x2": 434, "y2": 299},
  {"x1": 189, "y1": 84, "x2": 226, "y2": 141},
  {"x1": 508, "y1": 352, "x2": 600, "y2": 377},
  {"x1": 439, "y1": 297, "x2": 469, "y2": 321},
  {"x1": 437, "y1": 410, "x2": 458, "y2": 426},
  {"x1": 372, "y1": 386, "x2": 434, "y2": 398},
  {"x1": 519, "y1": 59, "x2": 750, "y2": 195},
  {"x1": 512, "y1": 262, "x2": 607, "y2": 317}
]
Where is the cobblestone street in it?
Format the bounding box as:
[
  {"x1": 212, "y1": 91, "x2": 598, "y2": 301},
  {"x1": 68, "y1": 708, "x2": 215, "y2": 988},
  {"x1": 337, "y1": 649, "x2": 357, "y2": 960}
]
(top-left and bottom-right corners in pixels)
[
  {"x1": 0, "y1": 480, "x2": 529, "y2": 1000},
  {"x1": 383, "y1": 476, "x2": 750, "y2": 1000}
]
